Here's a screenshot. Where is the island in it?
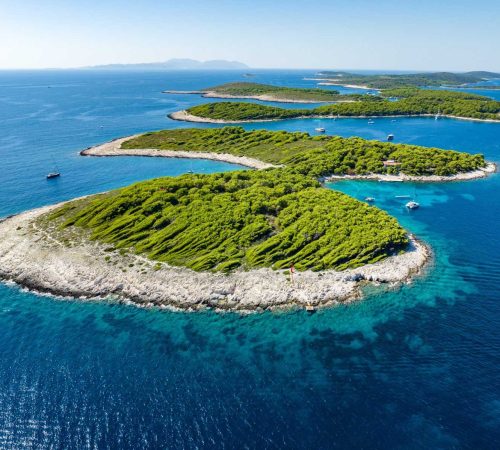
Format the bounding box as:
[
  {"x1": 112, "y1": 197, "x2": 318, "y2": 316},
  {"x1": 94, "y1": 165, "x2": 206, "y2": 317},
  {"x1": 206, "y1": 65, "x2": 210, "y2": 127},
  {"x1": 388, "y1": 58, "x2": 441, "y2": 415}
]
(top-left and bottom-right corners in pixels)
[
  {"x1": 1, "y1": 128, "x2": 495, "y2": 312},
  {"x1": 86, "y1": 127, "x2": 494, "y2": 180},
  {"x1": 313, "y1": 71, "x2": 500, "y2": 90},
  {"x1": 170, "y1": 88, "x2": 500, "y2": 123},
  {"x1": 164, "y1": 82, "x2": 365, "y2": 103}
]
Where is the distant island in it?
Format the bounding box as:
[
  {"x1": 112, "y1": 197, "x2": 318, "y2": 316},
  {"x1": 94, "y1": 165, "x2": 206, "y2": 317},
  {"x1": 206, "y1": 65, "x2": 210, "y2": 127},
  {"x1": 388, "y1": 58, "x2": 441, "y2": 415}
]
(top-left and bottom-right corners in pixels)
[
  {"x1": 1, "y1": 127, "x2": 495, "y2": 311},
  {"x1": 313, "y1": 71, "x2": 500, "y2": 90},
  {"x1": 84, "y1": 58, "x2": 249, "y2": 71},
  {"x1": 164, "y1": 82, "x2": 364, "y2": 103},
  {"x1": 170, "y1": 85, "x2": 500, "y2": 122}
]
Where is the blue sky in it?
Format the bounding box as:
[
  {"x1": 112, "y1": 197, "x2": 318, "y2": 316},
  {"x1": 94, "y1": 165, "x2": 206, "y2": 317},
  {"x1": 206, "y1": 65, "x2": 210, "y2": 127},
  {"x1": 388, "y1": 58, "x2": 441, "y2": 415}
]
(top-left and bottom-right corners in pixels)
[{"x1": 1, "y1": 0, "x2": 499, "y2": 71}]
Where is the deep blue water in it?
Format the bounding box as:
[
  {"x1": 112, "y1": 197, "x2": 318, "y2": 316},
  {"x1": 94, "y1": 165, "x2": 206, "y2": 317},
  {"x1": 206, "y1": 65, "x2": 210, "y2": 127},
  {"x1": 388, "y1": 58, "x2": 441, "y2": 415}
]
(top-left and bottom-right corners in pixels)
[{"x1": 0, "y1": 70, "x2": 499, "y2": 449}]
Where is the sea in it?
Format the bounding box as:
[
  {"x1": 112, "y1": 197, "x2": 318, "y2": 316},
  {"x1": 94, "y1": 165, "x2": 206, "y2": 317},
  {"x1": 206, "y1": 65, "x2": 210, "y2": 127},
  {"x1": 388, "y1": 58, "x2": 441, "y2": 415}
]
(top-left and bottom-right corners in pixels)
[{"x1": 0, "y1": 69, "x2": 499, "y2": 449}]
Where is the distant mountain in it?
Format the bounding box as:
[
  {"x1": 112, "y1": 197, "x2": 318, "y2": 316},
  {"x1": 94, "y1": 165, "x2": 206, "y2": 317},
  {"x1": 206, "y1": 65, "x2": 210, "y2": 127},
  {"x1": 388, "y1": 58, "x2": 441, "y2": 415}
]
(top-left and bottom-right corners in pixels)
[{"x1": 85, "y1": 58, "x2": 249, "y2": 70}]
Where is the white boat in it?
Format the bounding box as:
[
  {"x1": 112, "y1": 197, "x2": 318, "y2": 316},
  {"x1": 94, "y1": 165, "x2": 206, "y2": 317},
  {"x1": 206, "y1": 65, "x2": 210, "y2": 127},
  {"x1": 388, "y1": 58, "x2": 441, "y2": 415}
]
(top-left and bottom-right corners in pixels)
[
  {"x1": 435, "y1": 110, "x2": 441, "y2": 120},
  {"x1": 406, "y1": 201, "x2": 420, "y2": 209},
  {"x1": 47, "y1": 159, "x2": 60, "y2": 179},
  {"x1": 315, "y1": 127, "x2": 326, "y2": 133},
  {"x1": 368, "y1": 120, "x2": 375, "y2": 124},
  {"x1": 387, "y1": 134, "x2": 394, "y2": 141},
  {"x1": 365, "y1": 197, "x2": 375, "y2": 202}
]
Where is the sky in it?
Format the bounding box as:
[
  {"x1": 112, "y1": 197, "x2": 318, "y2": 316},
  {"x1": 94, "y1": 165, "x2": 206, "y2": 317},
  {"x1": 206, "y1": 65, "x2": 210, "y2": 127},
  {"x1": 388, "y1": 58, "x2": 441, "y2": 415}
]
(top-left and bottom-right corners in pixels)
[{"x1": 1, "y1": 0, "x2": 499, "y2": 71}]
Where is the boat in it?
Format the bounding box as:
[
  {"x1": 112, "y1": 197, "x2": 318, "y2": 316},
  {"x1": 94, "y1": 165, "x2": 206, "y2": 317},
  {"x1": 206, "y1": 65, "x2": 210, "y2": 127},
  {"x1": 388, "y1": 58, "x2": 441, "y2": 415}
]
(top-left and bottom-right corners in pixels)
[
  {"x1": 315, "y1": 127, "x2": 326, "y2": 133},
  {"x1": 365, "y1": 197, "x2": 375, "y2": 202},
  {"x1": 305, "y1": 304, "x2": 316, "y2": 313},
  {"x1": 368, "y1": 120, "x2": 375, "y2": 124},
  {"x1": 406, "y1": 201, "x2": 420, "y2": 209},
  {"x1": 387, "y1": 134, "x2": 394, "y2": 141},
  {"x1": 395, "y1": 195, "x2": 411, "y2": 199},
  {"x1": 435, "y1": 110, "x2": 441, "y2": 120},
  {"x1": 47, "y1": 158, "x2": 61, "y2": 179}
]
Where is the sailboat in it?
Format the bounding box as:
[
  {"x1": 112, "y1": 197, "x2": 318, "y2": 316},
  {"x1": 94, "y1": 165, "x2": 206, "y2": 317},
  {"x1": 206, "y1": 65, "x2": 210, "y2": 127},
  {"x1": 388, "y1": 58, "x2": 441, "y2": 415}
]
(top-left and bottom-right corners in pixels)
[
  {"x1": 46, "y1": 159, "x2": 61, "y2": 179},
  {"x1": 435, "y1": 109, "x2": 441, "y2": 120}
]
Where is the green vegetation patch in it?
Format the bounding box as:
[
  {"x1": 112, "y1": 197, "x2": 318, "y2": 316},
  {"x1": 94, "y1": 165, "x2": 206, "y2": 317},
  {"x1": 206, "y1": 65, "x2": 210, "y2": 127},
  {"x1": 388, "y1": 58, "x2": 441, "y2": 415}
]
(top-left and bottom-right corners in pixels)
[
  {"x1": 123, "y1": 127, "x2": 485, "y2": 177},
  {"x1": 49, "y1": 169, "x2": 408, "y2": 272}
]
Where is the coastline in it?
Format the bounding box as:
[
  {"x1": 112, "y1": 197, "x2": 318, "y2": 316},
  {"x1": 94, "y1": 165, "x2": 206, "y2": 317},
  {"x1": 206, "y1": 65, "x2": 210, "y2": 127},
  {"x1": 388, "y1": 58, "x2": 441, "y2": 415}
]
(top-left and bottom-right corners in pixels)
[
  {"x1": 0, "y1": 202, "x2": 430, "y2": 312},
  {"x1": 317, "y1": 82, "x2": 373, "y2": 90},
  {"x1": 169, "y1": 109, "x2": 500, "y2": 124},
  {"x1": 325, "y1": 162, "x2": 497, "y2": 183},
  {"x1": 80, "y1": 135, "x2": 277, "y2": 170}
]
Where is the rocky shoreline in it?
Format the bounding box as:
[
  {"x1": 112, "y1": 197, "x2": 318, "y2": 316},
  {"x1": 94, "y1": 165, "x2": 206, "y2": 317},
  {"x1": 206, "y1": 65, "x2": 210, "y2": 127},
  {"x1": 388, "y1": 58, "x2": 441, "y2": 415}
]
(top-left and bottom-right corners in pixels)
[
  {"x1": 325, "y1": 162, "x2": 497, "y2": 183},
  {"x1": 80, "y1": 135, "x2": 278, "y2": 170},
  {"x1": 0, "y1": 203, "x2": 431, "y2": 312}
]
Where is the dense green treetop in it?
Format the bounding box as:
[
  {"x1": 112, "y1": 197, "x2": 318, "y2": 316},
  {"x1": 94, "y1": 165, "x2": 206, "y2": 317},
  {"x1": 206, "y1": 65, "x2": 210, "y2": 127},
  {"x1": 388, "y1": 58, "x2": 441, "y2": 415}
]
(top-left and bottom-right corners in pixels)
[
  {"x1": 49, "y1": 170, "x2": 408, "y2": 272},
  {"x1": 124, "y1": 127, "x2": 486, "y2": 177}
]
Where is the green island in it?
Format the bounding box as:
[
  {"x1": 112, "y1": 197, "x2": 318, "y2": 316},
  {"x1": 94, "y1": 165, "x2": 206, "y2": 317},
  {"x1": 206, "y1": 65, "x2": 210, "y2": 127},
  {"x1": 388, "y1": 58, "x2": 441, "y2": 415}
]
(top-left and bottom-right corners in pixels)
[
  {"x1": 181, "y1": 88, "x2": 500, "y2": 122},
  {"x1": 167, "y1": 82, "x2": 368, "y2": 103},
  {"x1": 122, "y1": 127, "x2": 486, "y2": 177},
  {"x1": 315, "y1": 71, "x2": 500, "y2": 89}
]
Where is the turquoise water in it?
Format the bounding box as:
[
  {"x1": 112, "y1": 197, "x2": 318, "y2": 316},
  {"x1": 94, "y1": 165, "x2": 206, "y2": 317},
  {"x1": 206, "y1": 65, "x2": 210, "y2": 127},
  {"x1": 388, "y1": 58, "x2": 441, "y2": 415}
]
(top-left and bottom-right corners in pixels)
[{"x1": 0, "y1": 70, "x2": 499, "y2": 449}]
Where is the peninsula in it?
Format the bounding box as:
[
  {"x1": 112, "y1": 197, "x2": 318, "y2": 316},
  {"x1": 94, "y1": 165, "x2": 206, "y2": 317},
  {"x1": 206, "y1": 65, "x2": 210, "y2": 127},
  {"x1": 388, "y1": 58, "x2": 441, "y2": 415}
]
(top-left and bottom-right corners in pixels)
[
  {"x1": 164, "y1": 82, "x2": 362, "y2": 103},
  {"x1": 1, "y1": 127, "x2": 495, "y2": 311}
]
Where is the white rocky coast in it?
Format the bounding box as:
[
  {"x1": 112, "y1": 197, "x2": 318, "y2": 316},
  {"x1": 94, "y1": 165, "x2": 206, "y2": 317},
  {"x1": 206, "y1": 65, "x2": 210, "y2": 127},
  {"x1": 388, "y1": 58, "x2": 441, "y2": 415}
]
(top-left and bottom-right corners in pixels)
[
  {"x1": 80, "y1": 135, "x2": 277, "y2": 170},
  {"x1": 0, "y1": 203, "x2": 430, "y2": 312},
  {"x1": 325, "y1": 162, "x2": 497, "y2": 183}
]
